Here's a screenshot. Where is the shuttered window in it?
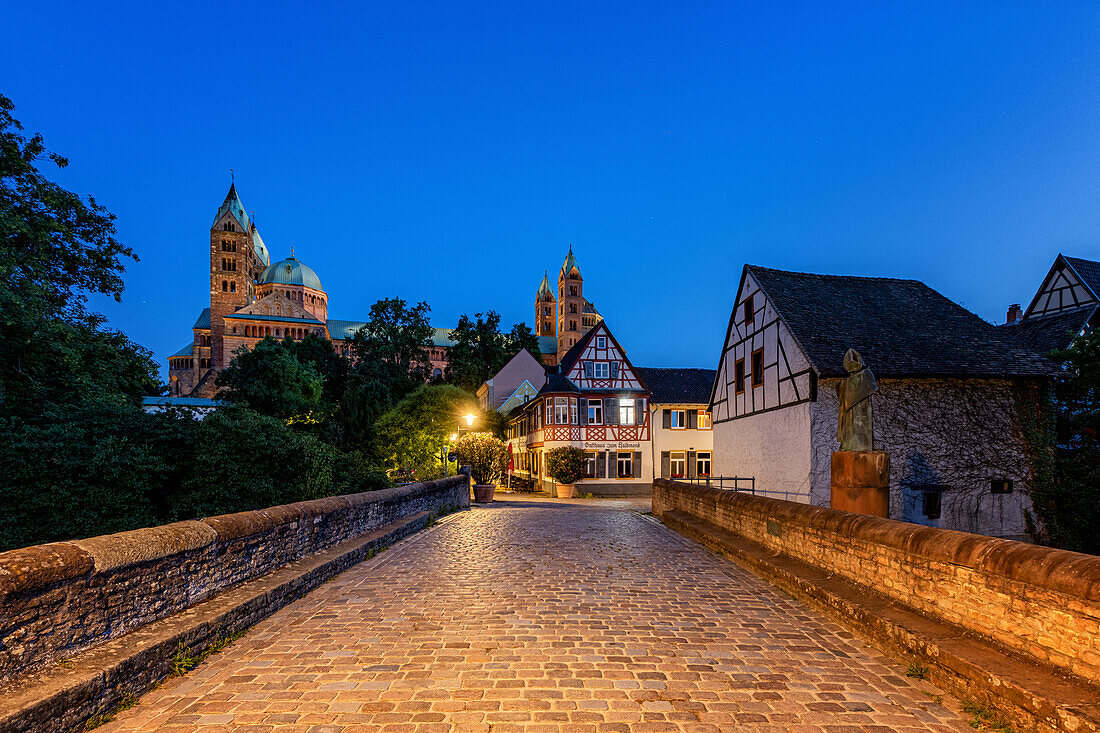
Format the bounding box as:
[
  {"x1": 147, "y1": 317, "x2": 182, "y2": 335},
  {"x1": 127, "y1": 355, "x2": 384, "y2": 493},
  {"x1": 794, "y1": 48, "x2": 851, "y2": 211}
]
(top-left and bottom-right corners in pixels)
[
  {"x1": 617, "y1": 452, "x2": 633, "y2": 478},
  {"x1": 587, "y1": 399, "x2": 603, "y2": 424},
  {"x1": 697, "y1": 451, "x2": 712, "y2": 477},
  {"x1": 670, "y1": 451, "x2": 686, "y2": 478},
  {"x1": 670, "y1": 410, "x2": 686, "y2": 429},
  {"x1": 618, "y1": 398, "x2": 635, "y2": 425},
  {"x1": 594, "y1": 362, "x2": 609, "y2": 378}
]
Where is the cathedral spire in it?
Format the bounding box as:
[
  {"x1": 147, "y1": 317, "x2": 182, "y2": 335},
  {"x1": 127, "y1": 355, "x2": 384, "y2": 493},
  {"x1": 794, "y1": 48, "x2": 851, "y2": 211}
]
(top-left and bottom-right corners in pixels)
[
  {"x1": 560, "y1": 245, "x2": 581, "y2": 280},
  {"x1": 537, "y1": 270, "x2": 553, "y2": 299},
  {"x1": 213, "y1": 181, "x2": 250, "y2": 230}
]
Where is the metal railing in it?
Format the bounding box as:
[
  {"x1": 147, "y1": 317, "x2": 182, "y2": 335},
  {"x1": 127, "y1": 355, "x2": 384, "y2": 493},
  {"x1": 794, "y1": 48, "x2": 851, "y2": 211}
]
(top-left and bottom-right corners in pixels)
[{"x1": 675, "y1": 475, "x2": 803, "y2": 503}]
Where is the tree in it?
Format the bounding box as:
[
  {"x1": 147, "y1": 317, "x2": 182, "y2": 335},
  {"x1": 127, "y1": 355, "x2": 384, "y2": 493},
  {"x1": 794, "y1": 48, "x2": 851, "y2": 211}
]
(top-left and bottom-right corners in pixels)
[
  {"x1": 0, "y1": 93, "x2": 159, "y2": 417},
  {"x1": 507, "y1": 322, "x2": 542, "y2": 360},
  {"x1": 1023, "y1": 329, "x2": 1100, "y2": 554},
  {"x1": 372, "y1": 385, "x2": 476, "y2": 480},
  {"x1": 340, "y1": 298, "x2": 436, "y2": 453},
  {"x1": 446, "y1": 312, "x2": 541, "y2": 391},
  {"x1": 215, "y1": 337, "x2": 324, "y2": 420},
  {"x1": 546, "y1": 446, "x2": 588, "y2": 485}
]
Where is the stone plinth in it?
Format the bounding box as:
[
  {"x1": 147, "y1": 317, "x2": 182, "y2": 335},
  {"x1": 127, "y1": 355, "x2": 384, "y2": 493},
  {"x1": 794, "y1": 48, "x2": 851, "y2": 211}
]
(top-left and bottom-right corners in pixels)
[{"x1": 830, "y1": 450, "x2": 889, "y2": 517}]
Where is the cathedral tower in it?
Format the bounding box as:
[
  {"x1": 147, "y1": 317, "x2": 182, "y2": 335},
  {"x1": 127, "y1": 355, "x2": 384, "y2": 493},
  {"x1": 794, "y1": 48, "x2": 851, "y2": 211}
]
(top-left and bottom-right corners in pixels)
[
  {"x1": 535, "y1": 271, "x2": 556, "y2": 340},
  {"x1": 208, "y1": 184, "x2": 268, "y2": 370},
  {"x1": 557, "y1": 246, "x2": 585, "y2": 361}
]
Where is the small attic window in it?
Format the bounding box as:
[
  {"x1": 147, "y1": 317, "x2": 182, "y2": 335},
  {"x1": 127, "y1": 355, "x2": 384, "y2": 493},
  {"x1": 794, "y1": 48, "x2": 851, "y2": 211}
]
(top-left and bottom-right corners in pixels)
[{"x1": 743, "y1": 295, "x2": 754, "y2": 326}]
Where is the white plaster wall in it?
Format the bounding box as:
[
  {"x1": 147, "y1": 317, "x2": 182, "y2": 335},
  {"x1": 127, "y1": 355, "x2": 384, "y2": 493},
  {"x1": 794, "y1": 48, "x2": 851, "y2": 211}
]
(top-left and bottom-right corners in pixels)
[
  {"x1": 712, "y1": 402, "x2": 813, "y2": 502},
  {"x1": 811, "y1": 378, "x2": 1034, "y2": 537}
]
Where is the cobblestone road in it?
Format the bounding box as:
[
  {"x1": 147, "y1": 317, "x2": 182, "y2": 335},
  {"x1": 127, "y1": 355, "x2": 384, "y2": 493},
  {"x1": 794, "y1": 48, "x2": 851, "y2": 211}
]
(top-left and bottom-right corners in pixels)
[{"x1": 105, "y1": 497, "x2": 971, "y2": 732}]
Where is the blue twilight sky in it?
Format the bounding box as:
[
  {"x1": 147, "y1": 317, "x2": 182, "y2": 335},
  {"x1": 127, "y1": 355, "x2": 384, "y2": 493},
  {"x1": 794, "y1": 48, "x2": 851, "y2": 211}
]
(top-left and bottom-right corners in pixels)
[{"x1": 5, "y1": 2, "x2": 1100, "y2": 380}]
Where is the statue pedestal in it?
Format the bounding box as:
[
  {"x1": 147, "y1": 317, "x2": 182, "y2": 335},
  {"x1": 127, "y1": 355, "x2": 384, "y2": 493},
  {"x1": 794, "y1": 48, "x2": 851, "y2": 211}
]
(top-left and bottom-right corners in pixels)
[{"x1": 831, "y1": 451, "x2": 890, "y2": 517}]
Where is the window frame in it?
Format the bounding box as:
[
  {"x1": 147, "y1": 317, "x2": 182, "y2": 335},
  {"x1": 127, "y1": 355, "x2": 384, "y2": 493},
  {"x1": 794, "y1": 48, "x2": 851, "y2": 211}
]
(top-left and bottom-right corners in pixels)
[
  {"x1": 616, "y1": 451, "x2": 633, "y2": 479},
  {"x1": 734, "y1": 358, "x2": 746, "y2": 395},
  {"x1": 596, "y1": 336, "x2": 607, "y2": 348},
  {"x1": 594, "y1": 361, "x2": 610, "y2": 379},
  {"x1": 587, "y1": 398, "x2": 603, "y2": 425},
  {"x1": 555, "y1": 396, "x2": 569, "y2": 425},
  {"x1": 670, "y1": 451, "x2": 687, "y2": 479},
  {"x1": 743, "y1": 294, "x2": 754, "y2": 325},
  {"x1": 696, "y1": 451, "x2": 712, "y2": 478},
  {"x1": 751, "y1": 348, "x2": 765, "y2": 387},
  {"x1": 619, "y1": 398, "x2": 635, "y2": 425},
  {"x1": 670, "y1": 409, "x2": 686, "y2": 429},
  {"x1": 697, "y1": 411, "x2": 712, "y2": 430},
  {"x1": 584, "y1": 452, "x2": 597, "y2": 479}
]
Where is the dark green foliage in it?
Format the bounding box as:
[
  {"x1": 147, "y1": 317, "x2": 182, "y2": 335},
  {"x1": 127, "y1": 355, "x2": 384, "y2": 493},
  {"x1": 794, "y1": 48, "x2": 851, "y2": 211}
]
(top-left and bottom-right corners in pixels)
[
  {"x1": 215, "y1": 337, "x2": 324, "y2": 419},
  {"x1": 1023, "y1": 329, "x2": 1100, "y2": 554},
  {"x1": 0, "y1": 93, "x2": 160, "y2": 417},
  {"x1": 445, "y1": 311, "x2": 541, "y2": 391},
  {"x1": 0, "y1": 404, "x2": 389, "y2": 551},
  {"x1": 373, "y1": 385, "x2": 477, "y2": 479}
]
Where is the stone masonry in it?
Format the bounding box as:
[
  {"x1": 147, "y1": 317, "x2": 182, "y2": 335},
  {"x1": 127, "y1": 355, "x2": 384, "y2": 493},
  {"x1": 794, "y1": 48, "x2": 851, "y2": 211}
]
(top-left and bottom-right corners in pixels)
[{"x1": 101, "y1": 497, "x2": 972, "y2": 732}]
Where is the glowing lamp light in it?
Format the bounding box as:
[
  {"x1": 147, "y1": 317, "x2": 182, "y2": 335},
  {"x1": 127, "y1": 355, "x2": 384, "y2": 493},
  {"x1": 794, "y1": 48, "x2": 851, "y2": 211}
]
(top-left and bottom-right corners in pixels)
[
  {"x1": 450, "y1": 433, "x2": 458, "y2": 441},
  {"x1": 464, "y1": 414, "x2": 476, "y2": 427}
]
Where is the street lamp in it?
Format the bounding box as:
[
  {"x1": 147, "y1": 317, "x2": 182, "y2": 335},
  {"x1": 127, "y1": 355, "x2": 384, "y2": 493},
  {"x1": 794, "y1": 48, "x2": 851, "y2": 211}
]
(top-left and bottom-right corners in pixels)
[{"x1": 464, "y1": 413, "x2": 475, "y2": 427}]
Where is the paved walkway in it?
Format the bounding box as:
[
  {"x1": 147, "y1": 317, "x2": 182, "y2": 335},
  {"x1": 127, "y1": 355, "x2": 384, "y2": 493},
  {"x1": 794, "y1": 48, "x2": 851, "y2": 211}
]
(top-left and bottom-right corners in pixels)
[{"x1": 104, "y1": 497, "x2": 971, "y2": 732}]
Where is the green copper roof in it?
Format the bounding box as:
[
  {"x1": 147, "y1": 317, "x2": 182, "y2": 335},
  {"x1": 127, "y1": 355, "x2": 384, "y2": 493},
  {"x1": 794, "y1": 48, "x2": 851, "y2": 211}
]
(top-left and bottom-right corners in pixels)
[
  {"x1": 537, "y1": 271, "x2": 553, "y2": 298},
  {"x1": 223, "y1": 313, "x2": 324, "y2": 325},
  {"x1": 251, "y1": 226, "x2": 271, "y2": 267},
  {"x1": 170, "y1": 343, "x2": 194, "y2": 357},
  {"x1": 258, "y1": 257, "x2": 324, "y2": 291},
  {"x1": 326, "y1": 321, "x2": 453, "y2": 346},
  {"x1": 193, "y1": 307, "x2": 211, "y2": 330},
  {"x1": 560, "y1": 245, "x2": 581, "y2": 279},
  {"x1": 212, "y1": 183, "x2": 250, "y2": 230}
]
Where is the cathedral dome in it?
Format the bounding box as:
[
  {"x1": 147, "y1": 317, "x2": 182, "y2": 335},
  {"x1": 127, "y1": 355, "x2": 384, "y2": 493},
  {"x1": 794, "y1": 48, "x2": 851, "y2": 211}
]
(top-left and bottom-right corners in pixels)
[{"x1": 258, "y1": 257, "x2": 324, "y2": 291}]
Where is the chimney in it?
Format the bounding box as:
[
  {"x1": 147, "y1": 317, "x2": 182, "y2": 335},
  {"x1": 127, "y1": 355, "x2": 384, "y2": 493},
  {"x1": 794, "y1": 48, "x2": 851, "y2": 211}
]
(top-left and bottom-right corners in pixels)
[{"x1": 1006, "y1": 304, "x2": 1023, "y2": 325}]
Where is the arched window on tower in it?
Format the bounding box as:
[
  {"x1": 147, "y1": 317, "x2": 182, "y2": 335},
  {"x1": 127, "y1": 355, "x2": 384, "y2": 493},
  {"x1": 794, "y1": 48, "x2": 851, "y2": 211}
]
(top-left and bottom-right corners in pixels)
[
  {"x1": 222, "y1": 280, "x2": 228, "y2": 291},
  {"x1": 230, "y1": 281, "x2": 236, "y2": 292}
]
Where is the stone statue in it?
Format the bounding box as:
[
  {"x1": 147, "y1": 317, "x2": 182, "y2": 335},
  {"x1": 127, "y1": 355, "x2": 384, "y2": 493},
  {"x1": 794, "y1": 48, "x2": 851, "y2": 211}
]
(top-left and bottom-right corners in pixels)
[{"x1": 836, "y1": 349, "x2": 877, "y2": 451}]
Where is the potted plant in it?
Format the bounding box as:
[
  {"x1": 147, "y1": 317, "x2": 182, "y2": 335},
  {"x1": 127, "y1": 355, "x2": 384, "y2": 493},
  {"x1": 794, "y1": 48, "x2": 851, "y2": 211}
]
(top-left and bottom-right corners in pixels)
[
  {"x1": 454, "y1": 432, "x2": 507, "y2": 503},
  {"x1": 546, "y1": 446, "x2": 588, "y2": 499}
]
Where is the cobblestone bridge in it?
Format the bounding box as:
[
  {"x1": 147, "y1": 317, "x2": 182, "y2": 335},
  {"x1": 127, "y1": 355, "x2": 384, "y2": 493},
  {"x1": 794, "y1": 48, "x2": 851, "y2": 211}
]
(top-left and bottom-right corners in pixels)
[{"x1": 103, "y1": 498, "x2": 971, "y2": 732}]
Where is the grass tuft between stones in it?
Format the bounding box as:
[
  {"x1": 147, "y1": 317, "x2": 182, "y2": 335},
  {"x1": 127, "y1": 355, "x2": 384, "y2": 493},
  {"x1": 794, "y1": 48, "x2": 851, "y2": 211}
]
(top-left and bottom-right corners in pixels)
[{"x1": 962, "y1": 701, "x2": 1014, "y2": 732}]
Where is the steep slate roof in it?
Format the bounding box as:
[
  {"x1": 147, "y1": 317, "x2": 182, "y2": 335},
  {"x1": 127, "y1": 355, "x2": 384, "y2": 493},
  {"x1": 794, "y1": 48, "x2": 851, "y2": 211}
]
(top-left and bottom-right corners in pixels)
[
  {"x1": 1003, "y1": 307, "x2": 1094, "y2": 355},
  {"x1": 1064, "y1": 256, "x2": 1100, "y2": 296},
  {"x1": 193, "y1": 308, "x2": 211, "y2": 330},
  {"x1": 536, "y1": 371, "x2": 581, "y2": 396},
  {"x1": 635, "y1": 368, "x2": 716, "y2": 405},
  {"x1": 747, "y1": 265, "x2": 1057, "y2": 378}
]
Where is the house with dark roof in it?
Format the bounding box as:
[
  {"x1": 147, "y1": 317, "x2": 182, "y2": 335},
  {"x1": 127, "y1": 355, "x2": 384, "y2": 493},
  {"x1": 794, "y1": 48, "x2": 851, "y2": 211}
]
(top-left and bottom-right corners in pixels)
[
  {"x1": 1003, "y1": 254, "x2": 1100, "y2": 354},
  {"x1": 710, "y1": 264, "x2": 1056, "y2": 538},
  {"x1": 498, "y1": 321, "x2": 716, "y2": 495}
]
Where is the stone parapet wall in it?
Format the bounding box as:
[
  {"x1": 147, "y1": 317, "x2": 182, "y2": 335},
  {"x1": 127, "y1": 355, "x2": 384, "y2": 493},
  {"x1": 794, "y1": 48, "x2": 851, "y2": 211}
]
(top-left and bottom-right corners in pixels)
[
  {"x1": 0, "y1": 477, "x2": 469, "y2": 684},
  {"x1": 653, "y1": 479, "x2": 1100, "y2": 685}
]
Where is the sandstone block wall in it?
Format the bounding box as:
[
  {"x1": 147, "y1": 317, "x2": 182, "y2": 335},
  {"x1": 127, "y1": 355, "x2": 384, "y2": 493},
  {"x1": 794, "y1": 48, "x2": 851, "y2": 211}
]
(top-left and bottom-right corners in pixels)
[
  {"x1": 653, "y1": 479, "x2": 1100, "y2": 685},
  {"x1": 0, "y1": 477, "x2": 469, "y2": 684}
]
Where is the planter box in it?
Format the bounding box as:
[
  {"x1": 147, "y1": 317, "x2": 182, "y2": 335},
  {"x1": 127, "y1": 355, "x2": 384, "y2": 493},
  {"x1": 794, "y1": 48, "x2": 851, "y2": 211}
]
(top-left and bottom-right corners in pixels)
[{"x1": 472, "y1": 484, "x2": 496, "y2": 503}]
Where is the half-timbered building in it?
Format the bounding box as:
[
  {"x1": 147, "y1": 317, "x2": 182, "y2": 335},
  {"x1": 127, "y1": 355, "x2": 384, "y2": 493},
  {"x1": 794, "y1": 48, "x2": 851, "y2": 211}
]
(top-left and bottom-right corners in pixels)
[
  {"x1": 1003, "y1": 254, "x2": 1100, "y2": 354},
  {"x1": 711, "y1": 265, "x2": 1056, "y2": 538}
]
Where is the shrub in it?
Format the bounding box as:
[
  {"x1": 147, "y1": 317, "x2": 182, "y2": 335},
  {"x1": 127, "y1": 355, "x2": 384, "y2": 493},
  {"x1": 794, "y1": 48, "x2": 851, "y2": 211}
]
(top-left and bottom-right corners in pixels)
[
  {"x1": 546, "y1": 446, "x2": 587, "y2": 485},
  {"x1": 0, "y1": 403, "x2": 390, "y2": 551},
  {"x1": 454, "y1": 432, "x2": 507, "y2": 485}
]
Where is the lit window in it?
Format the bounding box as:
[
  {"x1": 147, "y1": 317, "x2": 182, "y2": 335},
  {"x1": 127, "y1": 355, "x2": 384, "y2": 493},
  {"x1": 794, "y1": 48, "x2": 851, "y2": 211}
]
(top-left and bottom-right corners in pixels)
[
  {"x1": 545, "y1": 400, "x2": 552, "y2": 426},
  {"x1": 670, "y1": 451, "x2": 686, "y2": 478},
  {"x1": 594, "y1": 362, "x2": 610, "y2": 378},
  {"x1": 698, "y1": 411, "x2": 712, "y2": 429},
  {"x1": 671, "y1": 410, "x2": 686, "y2": 429},
  {"x1": 555, "y1": 397, "x2": 569, "y2": 424},
  {"x1": 991, "y1": 479, "x2": 1013, "y2": 494},
  {"x1": 697, "y1": 451, "x2": 712, "y2": 477},
  {"x1": 584, "y1": 452, "x2": 596, "y2": 479},
  {"x1": 619, "y1": 398, "x2": 635, "y2": 425},
  {"x1": 570, "y1": 398, "x2": 578, "y2": 424},
  {"x1": 587, "y1": 399, "x2": 603, "y2": 424},
  {"x1": 617, "y1": 451, "x2": 633, "y2": 478},
  {"x1": 596, "y1": 336, "x2": 606, "y2": 348}
]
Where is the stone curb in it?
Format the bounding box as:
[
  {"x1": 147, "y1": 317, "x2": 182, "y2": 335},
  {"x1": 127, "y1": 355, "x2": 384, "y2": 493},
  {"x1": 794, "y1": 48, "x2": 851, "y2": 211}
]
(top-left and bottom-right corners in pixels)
[
  {"x1": 660, "y1": 509, "x2": 1100, "y2": 733},
  {"x1": 0, "y1": 510, "x2": 437, "y2": 733}
]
